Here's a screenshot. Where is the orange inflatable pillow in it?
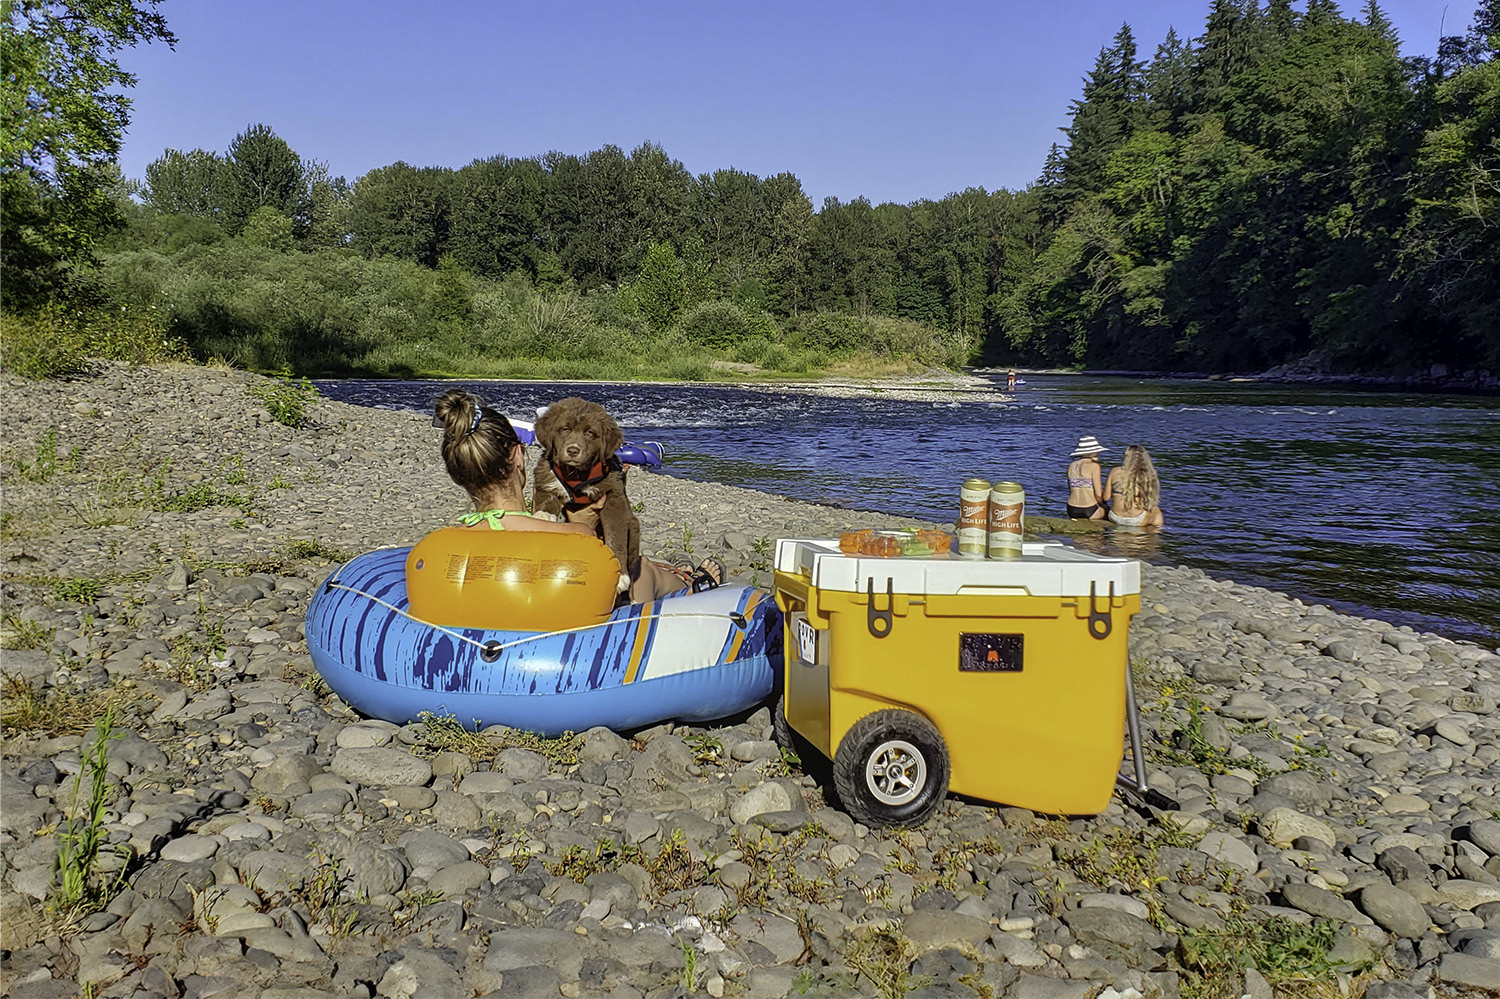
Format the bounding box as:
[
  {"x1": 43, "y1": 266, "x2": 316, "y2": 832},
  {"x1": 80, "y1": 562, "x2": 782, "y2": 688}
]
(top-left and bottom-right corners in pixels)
[{"x1": 405, "y1": 526, "x2": 621, "y2": 632}]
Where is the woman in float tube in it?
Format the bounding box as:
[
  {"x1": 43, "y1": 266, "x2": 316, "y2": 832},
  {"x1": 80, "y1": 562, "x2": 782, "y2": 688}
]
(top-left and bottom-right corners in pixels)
[
  {"x1": 1102, "y1": 445, "x2": 1165, "y2": 527},
  {"x1": 434, "y1": 389, "x2": 722, "y2": 602}
]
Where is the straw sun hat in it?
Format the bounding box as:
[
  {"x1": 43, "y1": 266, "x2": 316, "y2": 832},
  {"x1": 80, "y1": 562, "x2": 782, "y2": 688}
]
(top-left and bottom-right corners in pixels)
[{"x1": 1071, "y1": 435, "x2": 1108, "y2": 457}]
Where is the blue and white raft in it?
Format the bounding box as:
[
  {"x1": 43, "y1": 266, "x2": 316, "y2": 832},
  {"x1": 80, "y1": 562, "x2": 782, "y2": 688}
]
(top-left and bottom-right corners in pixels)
[{"x1": 304, "y1": 530, "x2": 782, "y2": 736}]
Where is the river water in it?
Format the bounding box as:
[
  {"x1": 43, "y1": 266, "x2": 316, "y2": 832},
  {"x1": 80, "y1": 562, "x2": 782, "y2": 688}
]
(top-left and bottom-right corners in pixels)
[{"x1": 317, "y1": 374, "x2": 1500, "y2": 648}]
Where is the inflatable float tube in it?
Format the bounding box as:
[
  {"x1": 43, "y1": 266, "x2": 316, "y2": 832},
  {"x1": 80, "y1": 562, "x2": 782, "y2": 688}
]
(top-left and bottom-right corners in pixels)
[
  {"x1": 305, "y1": 529, "x2": 782, "y2": 735},
  {"x1": 510, "y1": 418, "x2": 663, "y2": 469}
]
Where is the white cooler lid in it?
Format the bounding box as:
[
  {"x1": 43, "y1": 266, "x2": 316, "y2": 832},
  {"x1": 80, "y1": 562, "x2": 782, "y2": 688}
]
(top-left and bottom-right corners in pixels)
[{"x1": 775, "y1": 539, "x2": 1140, "y2": 598}]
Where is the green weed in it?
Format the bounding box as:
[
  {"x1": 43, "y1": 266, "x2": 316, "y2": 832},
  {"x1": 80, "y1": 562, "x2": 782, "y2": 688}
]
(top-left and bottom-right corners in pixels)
[
  {"x1": 12, "y1": 427, "x2": 83, "y2": 482},
  {"x1": 141, "y1": 473, "x2": 252, "y2": 513},
  {"x1": 0, "y1": 676, "x2": 144, "y2": 738},
  {"x1": 1, "y1": 614, "x2": 55, "y2": 650},
  {"x1": 547, "y1": 830, "x2": 710, "y2": 899},
  {"x1": 749, "y1": 534, "x2": 774, "y2": 584},
  {"x1": 157, "y1": 599, "x2": 227, "y2": 690},
  {"x1": 283, "y1": 538, "x2": 352, "y2": 561},
  {"x1": 53, "y1": 576, "x2": 105, "y2": 604},
  {"x1": 249, "y1": 370, "x2": 320, "y2": 427},
  {"x1": 412, "y1": 711, "x2": 583, "y2": 767},
  {"x1": 1156, "y1": 698, "x2": 1331, "y2": 780},
  {"x1": 678, "y1": 935, "x2": 699, "y2": 991},
  {"x1": 845, "y1": 925, "x2": 928, "y2": 999},
  {"x1": 258, "y1": 849, "x2": 359, "y2": 940},
  {"x1": 683, "y1": 733, "x2": 723, "y2": 765},
  {"x1": 52, "y1": 708, "x2": 131, "y2": 915},
  {"x1": 223, "y1": 455, "x2": 249, "y2": 486},
  {"x1": 1177, "y1": 915, "x2": 1371, "y2": 998}
]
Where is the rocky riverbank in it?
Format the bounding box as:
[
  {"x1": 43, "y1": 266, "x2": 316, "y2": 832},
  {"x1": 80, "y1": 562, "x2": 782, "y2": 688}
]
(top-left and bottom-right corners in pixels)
[{"x1": 2, "y1": 362, "x2": 1498, "y2": 999}]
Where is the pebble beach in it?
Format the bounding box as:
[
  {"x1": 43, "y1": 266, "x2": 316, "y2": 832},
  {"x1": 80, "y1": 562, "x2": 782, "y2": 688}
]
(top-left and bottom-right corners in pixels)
[{"x1": 2, "y1": 362, "x2": 1498, "y2": 999}]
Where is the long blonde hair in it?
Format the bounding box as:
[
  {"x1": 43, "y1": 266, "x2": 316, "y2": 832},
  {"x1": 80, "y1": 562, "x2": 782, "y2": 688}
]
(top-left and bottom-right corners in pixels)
[{"x1": 1116, "y1": 445, "x2": 1159, "y2": 512}]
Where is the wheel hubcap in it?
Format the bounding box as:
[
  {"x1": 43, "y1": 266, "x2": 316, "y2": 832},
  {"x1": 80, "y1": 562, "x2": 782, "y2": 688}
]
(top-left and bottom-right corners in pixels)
[{"x1": 865, "y1": 739, "x2": 926, "y2": 806}]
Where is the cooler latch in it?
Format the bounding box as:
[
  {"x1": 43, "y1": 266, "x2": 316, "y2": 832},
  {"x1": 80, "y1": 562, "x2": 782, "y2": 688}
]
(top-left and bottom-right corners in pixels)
[
  {"x1": 1088, "y1": 581, "x2": 1115, "y2": 640},
  {"x1": 866, "y1": 577, "x2": 894, "y2": 639}
]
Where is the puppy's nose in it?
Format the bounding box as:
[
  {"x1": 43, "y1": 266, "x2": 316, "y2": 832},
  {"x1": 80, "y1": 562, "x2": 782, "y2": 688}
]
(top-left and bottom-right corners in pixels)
[{"x1": 565, "y1": 443, "x2": 582, "y2": 459}]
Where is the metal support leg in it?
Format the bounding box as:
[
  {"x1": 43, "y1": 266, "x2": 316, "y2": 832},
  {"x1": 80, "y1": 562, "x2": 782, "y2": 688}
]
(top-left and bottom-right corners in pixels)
[{"x1": 1116, "y1": 658, "x2": 1179, "y2": 811}]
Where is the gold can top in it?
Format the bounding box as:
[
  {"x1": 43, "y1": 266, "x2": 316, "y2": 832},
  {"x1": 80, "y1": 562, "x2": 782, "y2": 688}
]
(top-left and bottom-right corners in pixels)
[
  {"x1": 961, "y1": 478, "x2": 992, "y2": 490},
  {"x1": 989, "y1": 480, "x2": 1025, "y2": 494}
]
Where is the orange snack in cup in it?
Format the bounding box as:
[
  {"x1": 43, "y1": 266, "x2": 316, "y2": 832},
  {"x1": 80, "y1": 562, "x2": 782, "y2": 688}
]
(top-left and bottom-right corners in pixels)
[{"x1": 839, "y1": 529, "x2": 872, "y2": 553}]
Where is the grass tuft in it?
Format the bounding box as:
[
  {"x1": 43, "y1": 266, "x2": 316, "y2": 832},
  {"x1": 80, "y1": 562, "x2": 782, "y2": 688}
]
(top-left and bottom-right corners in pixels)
[
  {"x1": 51, "y1": 708, "x2": 132, "y2": 916},
  {"x1": 1, "y1": 676, "x2": 144, "y2": 738},
  {"x1": 411, "y1": 711, "x2": 583, "y2": 767},
  {"x1": 845, "y1": 925, "x2": 928, "y2": 999},
  {"x1": 282, "y1": 538, "x2": 352, "y2": 561},
  {"x1": 1, "y1": 614, "x2": 56, "y2": 650},
  {"x1": 1177, "y1": 915, "x2": 1373, "y2": 999}
]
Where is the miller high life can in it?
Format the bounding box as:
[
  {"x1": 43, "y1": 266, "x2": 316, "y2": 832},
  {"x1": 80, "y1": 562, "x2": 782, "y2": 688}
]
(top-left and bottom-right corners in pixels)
[
  {"x1": 958, "y1": 478, "x2": 991, "y2": 559},
  {"x1": 987, "y1": 481, "x2": 1025, "y2": 559}
]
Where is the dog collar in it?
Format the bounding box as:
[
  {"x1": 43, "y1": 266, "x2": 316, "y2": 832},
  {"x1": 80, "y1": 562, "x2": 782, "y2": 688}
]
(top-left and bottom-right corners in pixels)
[{"x1": 552, "y1": 455, "x2": 623, "y2": 503}]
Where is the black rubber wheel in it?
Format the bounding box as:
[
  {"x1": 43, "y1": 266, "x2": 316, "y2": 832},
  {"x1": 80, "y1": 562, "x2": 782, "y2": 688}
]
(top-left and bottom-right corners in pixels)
[
  {"x1": 832, "y1": 709, "x2": 949, "y2": 829},
  {"x1": 772, "y1": 696, "x2": 796, "y2": 754}
]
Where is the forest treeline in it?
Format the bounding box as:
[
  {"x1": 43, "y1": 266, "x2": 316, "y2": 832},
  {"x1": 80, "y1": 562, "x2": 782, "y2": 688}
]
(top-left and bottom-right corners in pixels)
[{"x1": 3, "y1": 0, "x2": 1497, "y2": 380}]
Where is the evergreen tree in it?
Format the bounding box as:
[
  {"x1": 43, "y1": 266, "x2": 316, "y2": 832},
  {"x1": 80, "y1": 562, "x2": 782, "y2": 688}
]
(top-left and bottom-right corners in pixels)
[
  {"x1": 1361, "y1": 0, "x2": 1397, "y2": 45},
  {"x1": 221, "y1": 124, "x2": 304, "y2": 236},
  {"x1": 1061, "y1": 25, "x2": 1144, "y2": 196},
  {"x1": 1143, "y1": 28, "x2": 1195, "y2": 129}
]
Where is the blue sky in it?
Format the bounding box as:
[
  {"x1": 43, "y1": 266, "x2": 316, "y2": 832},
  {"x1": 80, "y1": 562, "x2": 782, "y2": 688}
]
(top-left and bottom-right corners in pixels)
[{"x1": 115, "y1": 0, "x2": 1474, "y2": 207}]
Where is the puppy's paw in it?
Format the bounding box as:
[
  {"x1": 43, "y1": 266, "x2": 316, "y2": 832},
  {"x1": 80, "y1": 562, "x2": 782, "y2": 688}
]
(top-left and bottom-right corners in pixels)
[{"x1": 617, "y1": 572, "x2": 632, "y2": 594}]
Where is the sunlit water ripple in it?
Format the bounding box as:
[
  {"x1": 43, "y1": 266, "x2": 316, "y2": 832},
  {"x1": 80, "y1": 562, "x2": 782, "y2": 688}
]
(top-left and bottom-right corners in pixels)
[{"x1": 317, "y1": 374, "x2": 1500, "y2": 648}]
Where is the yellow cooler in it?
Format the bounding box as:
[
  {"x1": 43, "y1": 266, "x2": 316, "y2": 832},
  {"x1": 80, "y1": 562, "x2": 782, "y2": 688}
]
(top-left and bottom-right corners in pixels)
[{"x1": 772, "y1": 539, "x2": 1140, "y2": 826}]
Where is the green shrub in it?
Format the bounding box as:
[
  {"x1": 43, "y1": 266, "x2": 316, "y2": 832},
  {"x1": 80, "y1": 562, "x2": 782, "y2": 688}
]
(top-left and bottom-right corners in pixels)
[
  {"x1": 0, "y1": 305, "x2": 189, "y2": 379},
  {"x1": 760, "y1": 343, "x2": 795, "y2": 371},
  {"x1": 731, "y1": 336, "x2": 773, "y2": 365},
  {"x1": 249, "y1": 371, "x2": 321, "y2": 427},
  {"x1": 662, "y1": 354, "x2": 712, "y2": 381},
  {"x1": 675, "y1": 299, "x2": 752, "y2": 350},
  {"x1": 793, "y1": 312, "x2": 872, "y2": 354}
]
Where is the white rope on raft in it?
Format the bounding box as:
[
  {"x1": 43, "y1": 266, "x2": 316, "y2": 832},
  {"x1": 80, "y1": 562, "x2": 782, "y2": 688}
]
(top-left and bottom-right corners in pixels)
[{"x1": 322, "y1": 580, "x2": 748, "y2": 657}]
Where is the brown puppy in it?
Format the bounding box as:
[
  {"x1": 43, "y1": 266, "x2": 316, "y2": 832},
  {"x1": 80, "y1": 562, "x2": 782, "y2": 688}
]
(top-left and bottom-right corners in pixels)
[{"x1": 532, "y1": 397, "x2": 640, "y2": 595}]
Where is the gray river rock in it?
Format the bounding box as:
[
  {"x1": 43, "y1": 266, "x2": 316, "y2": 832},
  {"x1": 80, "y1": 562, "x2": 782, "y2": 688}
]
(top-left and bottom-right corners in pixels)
[{"x1": 2, "y1": 362, "x2": 1499, "y2": 998}]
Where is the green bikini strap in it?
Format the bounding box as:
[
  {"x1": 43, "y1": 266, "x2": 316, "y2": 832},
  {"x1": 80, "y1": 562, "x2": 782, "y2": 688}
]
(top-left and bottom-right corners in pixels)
[{"x1": 457, "y1": 509, "x2": 530, "y2": 529}]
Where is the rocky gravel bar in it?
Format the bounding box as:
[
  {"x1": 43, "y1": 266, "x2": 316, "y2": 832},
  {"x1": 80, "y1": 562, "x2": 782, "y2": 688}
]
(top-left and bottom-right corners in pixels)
[{"x1": 2, "y1": 362, "x2": 1499, "y2": 999}]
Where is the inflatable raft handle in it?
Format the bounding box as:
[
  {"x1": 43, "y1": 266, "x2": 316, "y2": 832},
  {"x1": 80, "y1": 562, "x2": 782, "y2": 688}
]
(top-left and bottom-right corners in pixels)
[{"x1": 510, "y1": 419, "x2": 663, "y2": 468}]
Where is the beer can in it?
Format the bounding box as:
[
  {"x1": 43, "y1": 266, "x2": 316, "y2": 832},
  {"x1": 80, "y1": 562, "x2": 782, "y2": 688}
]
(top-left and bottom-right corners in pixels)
[
  {"x1": 987, "y1": 481, "x2": 1025, "y2": 559},
  {"x1": 958, "y1": 478, "x2": 991, "y2": 559}
]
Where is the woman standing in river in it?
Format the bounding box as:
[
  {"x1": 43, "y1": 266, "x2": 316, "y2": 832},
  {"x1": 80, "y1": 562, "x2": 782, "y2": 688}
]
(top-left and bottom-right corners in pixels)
[
  {"x1": 1103, "y1": 444, "x2": 1165, "y2": 527},
  {"x1": 1065, "y1": 436, "x2": 1108, "y2": 520}
]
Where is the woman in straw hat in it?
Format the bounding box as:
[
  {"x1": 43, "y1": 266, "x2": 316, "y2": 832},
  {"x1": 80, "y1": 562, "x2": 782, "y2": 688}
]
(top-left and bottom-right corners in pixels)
[
  {"x1": 1065, "y1": 435, "x2": 1108, "y2": 520},
  {"x1": 1103, "y1": 445, "x2": 1165, "y2": 527}
]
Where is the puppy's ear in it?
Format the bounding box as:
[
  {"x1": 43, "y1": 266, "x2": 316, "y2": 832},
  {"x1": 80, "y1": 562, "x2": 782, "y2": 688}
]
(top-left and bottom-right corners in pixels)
[
  {"x1": 601, "y1": 412, "x2": 624, "y2": 455},
  {"x1": 533, "y1": 405, "x2": 558, "y2": 448}
]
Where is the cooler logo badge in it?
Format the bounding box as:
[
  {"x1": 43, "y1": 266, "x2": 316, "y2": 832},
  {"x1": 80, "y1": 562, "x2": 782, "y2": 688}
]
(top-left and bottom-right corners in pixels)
[{"x1": 959, "y1": 633, "x2": 1024, "y2": 672}]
